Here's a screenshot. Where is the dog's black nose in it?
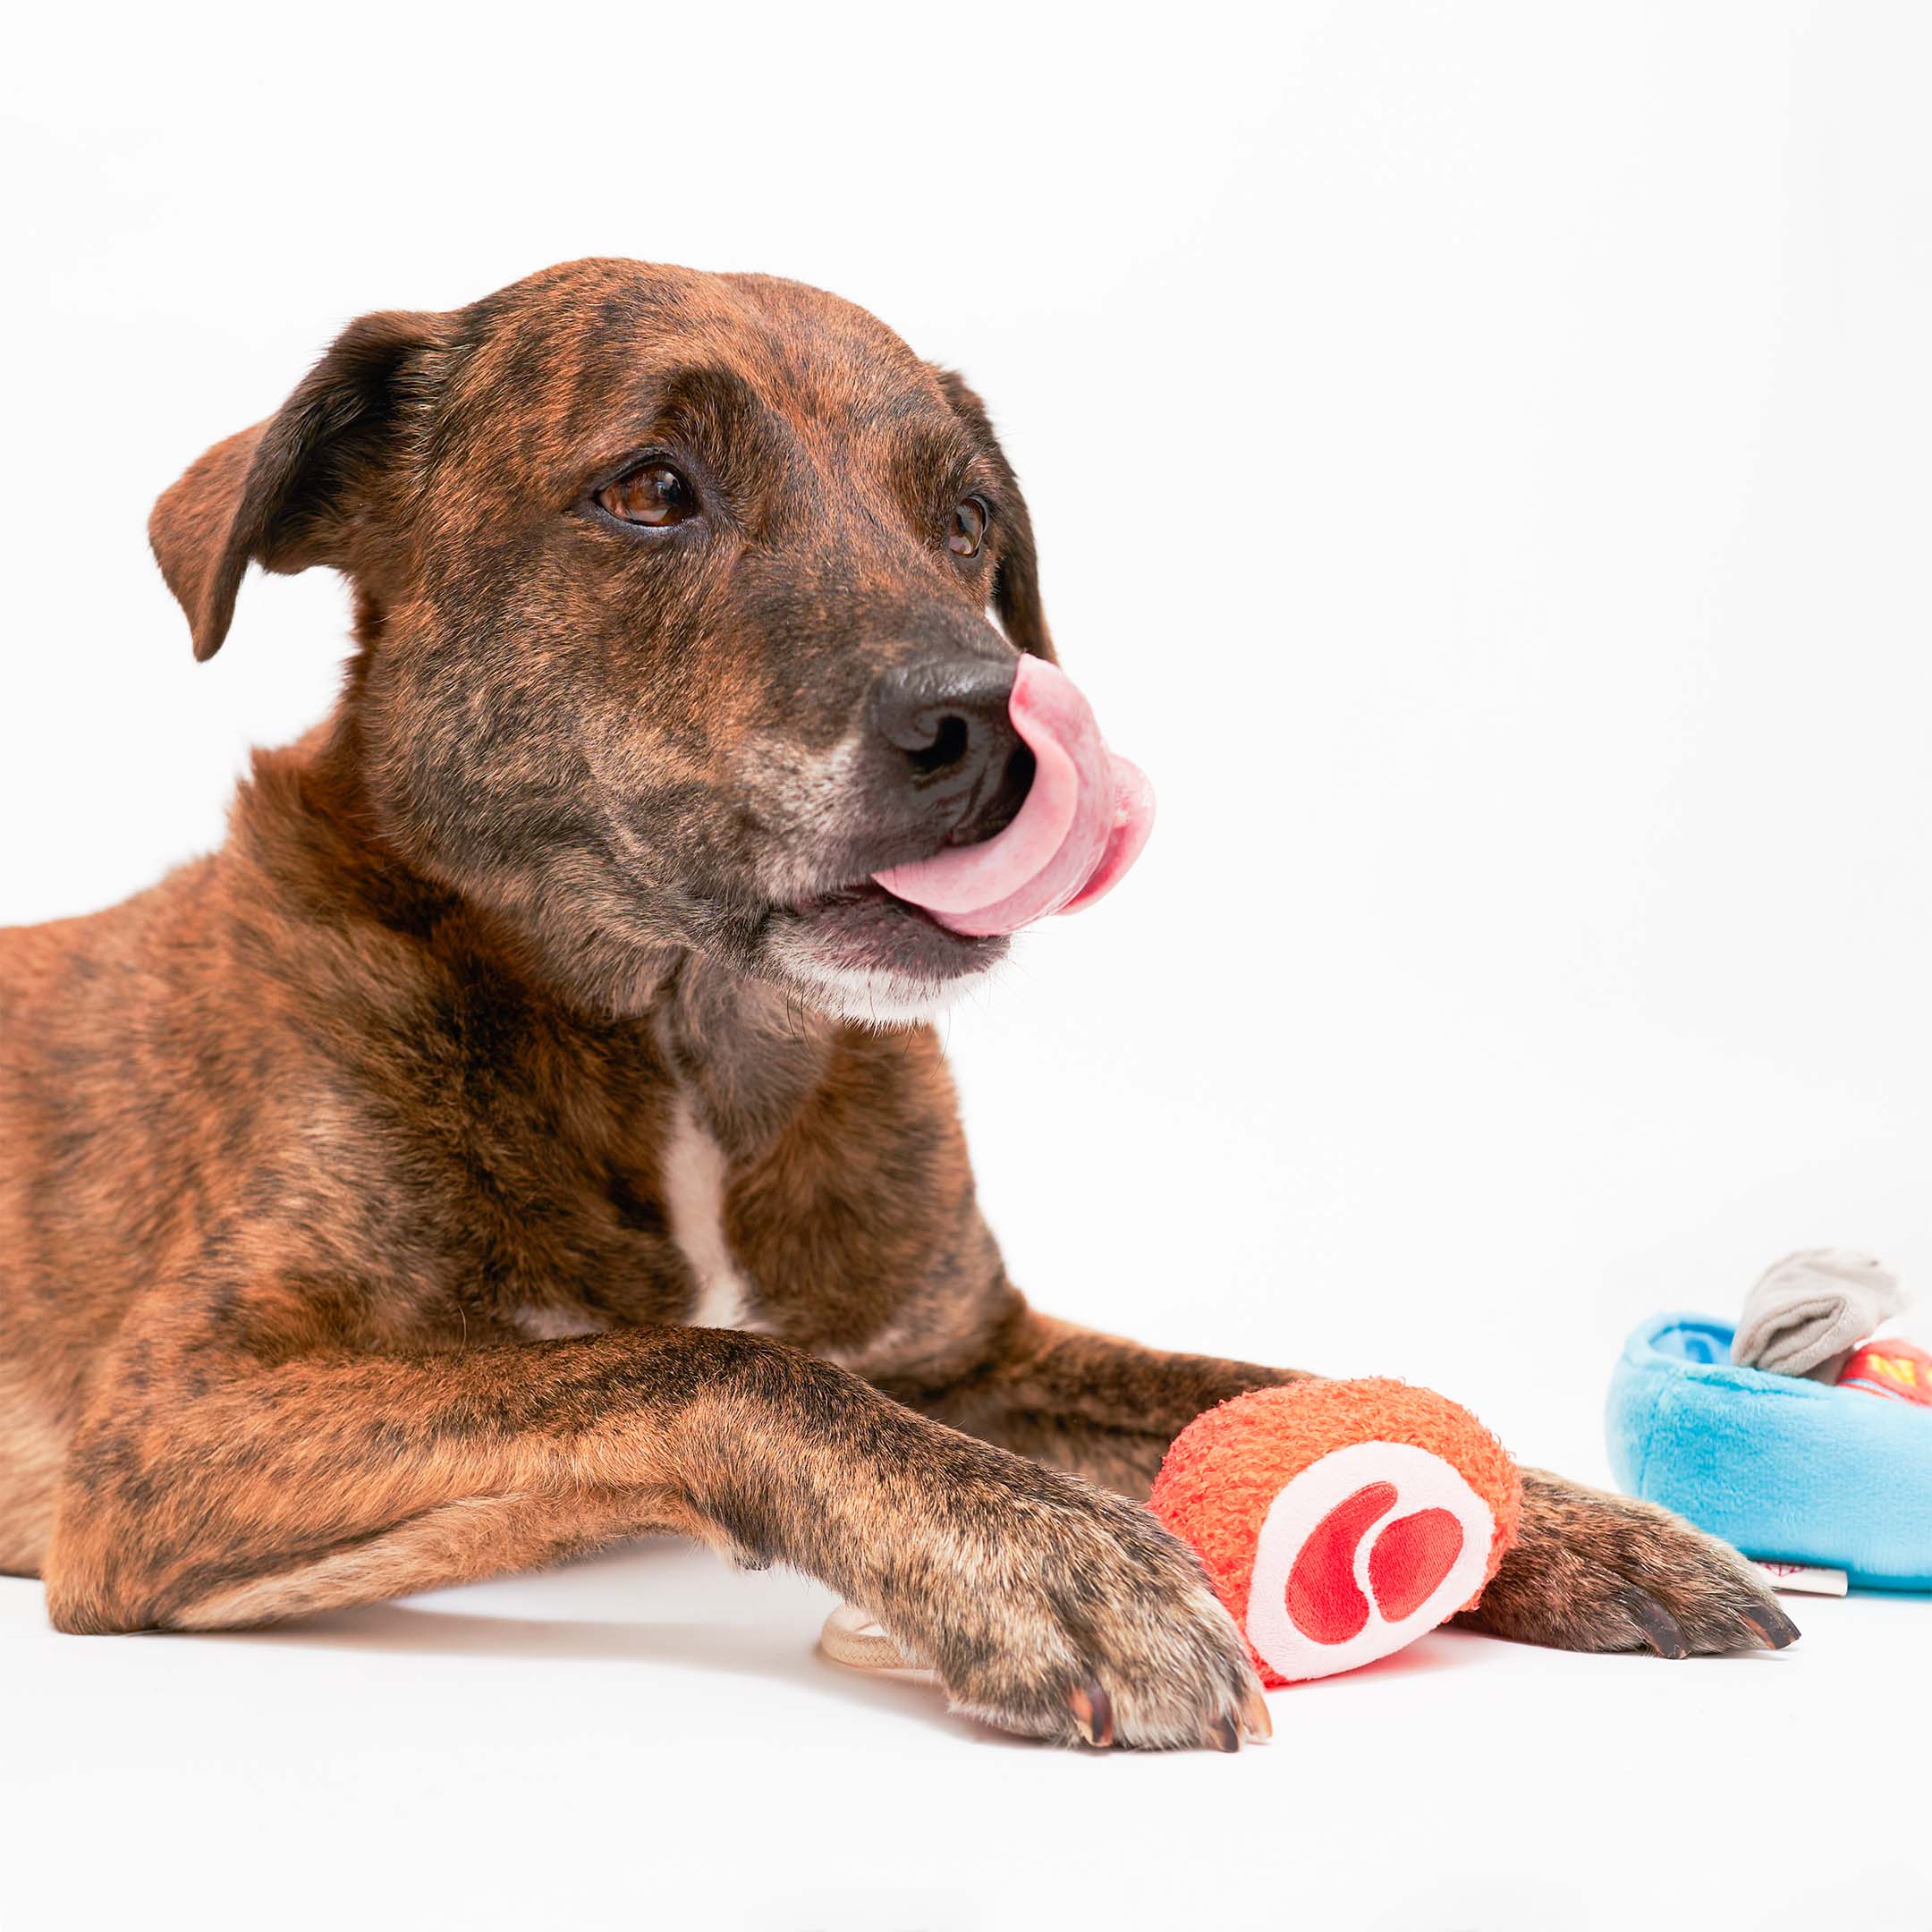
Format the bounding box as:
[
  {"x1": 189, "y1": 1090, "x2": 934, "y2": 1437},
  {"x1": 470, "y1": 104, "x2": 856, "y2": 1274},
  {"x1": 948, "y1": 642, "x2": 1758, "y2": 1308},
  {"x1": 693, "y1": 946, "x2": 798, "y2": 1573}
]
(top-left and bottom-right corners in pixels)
[{"x1": 869, "y1": 657, "x2": 1035, "y2": 845}]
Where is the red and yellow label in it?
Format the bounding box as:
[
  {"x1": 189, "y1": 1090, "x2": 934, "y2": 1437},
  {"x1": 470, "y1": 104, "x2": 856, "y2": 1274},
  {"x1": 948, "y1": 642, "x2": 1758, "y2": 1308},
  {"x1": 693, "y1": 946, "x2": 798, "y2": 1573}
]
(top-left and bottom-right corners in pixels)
[{"x1": 1838, "y1": 1340, "x2": 1932, "y2": 1408}]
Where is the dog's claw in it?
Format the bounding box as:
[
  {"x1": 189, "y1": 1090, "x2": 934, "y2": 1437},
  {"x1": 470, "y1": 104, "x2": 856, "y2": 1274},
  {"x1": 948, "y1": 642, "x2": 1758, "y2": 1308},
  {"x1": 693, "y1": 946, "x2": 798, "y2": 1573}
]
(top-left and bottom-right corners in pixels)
[
  {"x1": 1065, "y1": 1677, "x2": 1115, "y2": 1748},
  {"x1": 1205, "y1": 1712, "x2": 1241, "y2": 1753},
  {"x1": 1741, "y1": 1606, "x2": 1801, "y2": 1651},
  {"x1": 1623, "y1": 1589, "x2": 1690, "y2": 1658},
  {"x1": 1242, "y1": 1689, "x2": 1273, "y2": 1741}
]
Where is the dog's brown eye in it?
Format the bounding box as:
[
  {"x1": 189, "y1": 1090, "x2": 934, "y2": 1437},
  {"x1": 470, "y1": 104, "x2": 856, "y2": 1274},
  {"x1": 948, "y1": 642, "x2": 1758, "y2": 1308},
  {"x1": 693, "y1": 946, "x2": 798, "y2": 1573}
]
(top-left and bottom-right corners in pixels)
[
  {"x1": 949, "y1": 497, "x2": 987, "y2": 559},
  {"x1": 597, "y1": 463, "x2": 697, "y2": 528}
]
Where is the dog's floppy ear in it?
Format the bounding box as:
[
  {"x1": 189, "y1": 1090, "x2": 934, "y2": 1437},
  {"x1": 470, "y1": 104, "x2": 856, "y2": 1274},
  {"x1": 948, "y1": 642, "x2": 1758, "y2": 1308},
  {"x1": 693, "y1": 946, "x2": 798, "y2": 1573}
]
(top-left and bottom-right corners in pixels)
[
  {"x1": 150, "y1": 309, "x2": 446, "y2": 661},
  {"x1": 931, "y1": 368, "x2": 1054, "y2": 662}
]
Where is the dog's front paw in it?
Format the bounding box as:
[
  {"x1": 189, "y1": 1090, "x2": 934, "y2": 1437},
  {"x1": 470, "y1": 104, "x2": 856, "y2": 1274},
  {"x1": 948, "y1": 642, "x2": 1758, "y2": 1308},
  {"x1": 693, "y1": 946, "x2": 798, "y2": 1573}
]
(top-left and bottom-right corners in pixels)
[
  {"x1": 1453, "y1": 1468, "x2": 1801, "y2": 1656},
  {"x1": 877, "y1": 1470, "x2": 1267, "y2": 1750}
]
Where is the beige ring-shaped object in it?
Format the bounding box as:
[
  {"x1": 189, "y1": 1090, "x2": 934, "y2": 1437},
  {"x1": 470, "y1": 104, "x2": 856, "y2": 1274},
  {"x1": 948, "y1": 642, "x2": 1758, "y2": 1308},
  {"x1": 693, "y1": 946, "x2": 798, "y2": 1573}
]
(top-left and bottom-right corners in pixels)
[{"x1": 820, "y1": 1601, "x2": 928, "y2": 1674}]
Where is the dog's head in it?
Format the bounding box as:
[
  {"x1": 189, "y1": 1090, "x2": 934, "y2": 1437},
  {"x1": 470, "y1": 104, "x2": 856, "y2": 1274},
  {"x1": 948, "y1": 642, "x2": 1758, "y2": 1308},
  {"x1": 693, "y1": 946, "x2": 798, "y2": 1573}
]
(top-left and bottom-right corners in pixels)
[{"x1": 151, "y1": 259, "x2": 1130, "y2": 1023}]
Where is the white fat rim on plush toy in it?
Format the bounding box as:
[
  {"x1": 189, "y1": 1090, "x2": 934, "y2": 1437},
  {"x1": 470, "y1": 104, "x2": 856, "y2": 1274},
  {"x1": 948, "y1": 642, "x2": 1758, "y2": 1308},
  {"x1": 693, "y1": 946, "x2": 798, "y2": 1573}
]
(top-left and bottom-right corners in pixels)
[{"x1": 1244, "y1": 1439, "x2": 1496, "y2": 1682}]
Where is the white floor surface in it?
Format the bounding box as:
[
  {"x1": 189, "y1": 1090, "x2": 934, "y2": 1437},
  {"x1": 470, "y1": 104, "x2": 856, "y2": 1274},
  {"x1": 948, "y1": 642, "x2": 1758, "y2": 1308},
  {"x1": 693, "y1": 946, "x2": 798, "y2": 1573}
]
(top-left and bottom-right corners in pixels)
[{"x1": 4, "y1": 1537, "x2": 1924, "y2": 1932}]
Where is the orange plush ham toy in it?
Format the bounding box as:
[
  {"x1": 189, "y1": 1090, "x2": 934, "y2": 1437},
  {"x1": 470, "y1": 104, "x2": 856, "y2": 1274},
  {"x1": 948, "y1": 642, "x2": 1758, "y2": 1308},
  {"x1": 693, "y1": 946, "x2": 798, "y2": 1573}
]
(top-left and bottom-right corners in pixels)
[
  {"x1": 820, "y1": 1377, "x2": 1521, "y2": 1701},
  {"x1": 1149, "y1": 1379, "x2": 1521, "y2": 1685}
]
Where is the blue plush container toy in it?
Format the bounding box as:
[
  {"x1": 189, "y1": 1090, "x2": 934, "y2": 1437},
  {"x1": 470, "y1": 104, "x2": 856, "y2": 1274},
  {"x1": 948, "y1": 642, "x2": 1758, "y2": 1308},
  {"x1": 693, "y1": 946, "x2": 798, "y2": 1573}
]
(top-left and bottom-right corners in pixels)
[{"x1": 1606, "y1": 1311, "x2": 1932, "y2": 1591}]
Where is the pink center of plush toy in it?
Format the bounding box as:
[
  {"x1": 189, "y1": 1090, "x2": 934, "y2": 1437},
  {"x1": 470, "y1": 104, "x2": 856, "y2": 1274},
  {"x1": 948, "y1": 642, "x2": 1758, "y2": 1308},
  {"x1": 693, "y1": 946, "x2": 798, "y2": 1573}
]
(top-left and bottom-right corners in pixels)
[{"x1": 872, "y1": 655, "x2": 1155, "y2": 936}]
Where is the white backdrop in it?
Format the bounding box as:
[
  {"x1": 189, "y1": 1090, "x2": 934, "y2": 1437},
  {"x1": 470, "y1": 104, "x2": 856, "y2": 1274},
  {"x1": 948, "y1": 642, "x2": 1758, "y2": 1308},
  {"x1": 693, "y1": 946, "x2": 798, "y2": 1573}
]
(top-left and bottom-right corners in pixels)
[{"x1": 5, "y1": 4, "x2": 1929, "y2": 1927}]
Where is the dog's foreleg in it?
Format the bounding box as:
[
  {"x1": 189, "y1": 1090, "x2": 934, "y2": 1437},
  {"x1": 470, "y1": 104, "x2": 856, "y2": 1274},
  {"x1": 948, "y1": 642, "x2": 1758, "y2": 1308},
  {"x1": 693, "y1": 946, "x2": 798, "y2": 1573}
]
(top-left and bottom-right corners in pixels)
[
  {"x1": 44, "y1": 1324, "x2": 922, "y2": 1632},
  {"x1": 43, "y1": 1318, "x2": 1262, "y2": 1747},
  {"x1": 893, "y1": 1307, "x2": 1301, "y2": 1495}
]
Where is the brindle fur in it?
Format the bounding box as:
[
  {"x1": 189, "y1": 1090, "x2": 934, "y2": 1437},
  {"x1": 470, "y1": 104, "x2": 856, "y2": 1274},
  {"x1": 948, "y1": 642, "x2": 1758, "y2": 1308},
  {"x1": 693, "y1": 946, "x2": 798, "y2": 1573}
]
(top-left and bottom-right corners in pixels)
[{"x1": 0, "y1": 259, "x2": 1793, "y2": 1751}]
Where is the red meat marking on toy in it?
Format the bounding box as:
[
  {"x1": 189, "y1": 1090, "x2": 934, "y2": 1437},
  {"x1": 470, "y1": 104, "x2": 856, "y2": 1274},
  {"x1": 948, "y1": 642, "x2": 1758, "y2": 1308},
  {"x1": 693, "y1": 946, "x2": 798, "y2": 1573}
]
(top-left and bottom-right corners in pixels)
[
  {"x1": 1285, "y1": 1482, "x2": 1394, "y2": 1643},
  {"x1": 1285, "y1": 1484, "x2": 1470, "y2": 1645},
  {"x1": 1368, "y1": 1507, "x2": 1465, "y2": 1621}
]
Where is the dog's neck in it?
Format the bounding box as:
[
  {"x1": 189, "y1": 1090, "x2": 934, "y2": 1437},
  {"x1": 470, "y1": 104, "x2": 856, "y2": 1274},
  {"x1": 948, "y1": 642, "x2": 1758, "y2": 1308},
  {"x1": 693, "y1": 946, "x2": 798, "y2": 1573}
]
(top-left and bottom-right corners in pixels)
[
  {"x1": 651, "y1": 950, "x2": 841, "y2": 1159},
  {"x1": 267, "y1": 712, "x2": 851, "y2": 1165}
]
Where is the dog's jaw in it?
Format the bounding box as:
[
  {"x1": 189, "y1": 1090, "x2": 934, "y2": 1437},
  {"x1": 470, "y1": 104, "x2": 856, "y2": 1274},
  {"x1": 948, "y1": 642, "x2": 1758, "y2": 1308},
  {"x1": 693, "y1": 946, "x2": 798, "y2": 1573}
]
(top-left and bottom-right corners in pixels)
[
  {"x1": 728, "y1": 728, "x2": 1016, "y2": 1028},
  {"x1": 767, "y1": 924, "x2": 1006, "y2": 1030}
]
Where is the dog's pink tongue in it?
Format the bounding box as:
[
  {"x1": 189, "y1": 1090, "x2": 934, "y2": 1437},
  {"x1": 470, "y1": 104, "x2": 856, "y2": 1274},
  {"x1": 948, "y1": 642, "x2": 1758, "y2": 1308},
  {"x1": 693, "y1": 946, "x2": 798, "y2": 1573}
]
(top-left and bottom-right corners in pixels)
[{"x1": 873, "y1": 657, "x2": 1156, "y2": 937}]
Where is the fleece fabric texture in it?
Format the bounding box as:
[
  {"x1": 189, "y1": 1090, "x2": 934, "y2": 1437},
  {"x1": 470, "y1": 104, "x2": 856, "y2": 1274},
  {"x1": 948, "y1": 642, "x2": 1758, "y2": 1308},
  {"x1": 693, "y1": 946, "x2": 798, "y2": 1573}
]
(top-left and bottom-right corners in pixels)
[
  {"x1": 1606, "y1": 1313, "x2": 1932, "y2": 1591},
  {"x1": 1730, "y1": 1248, "x2": 1907, "y2": 1382},
  {"x1": 1149, "y1": 1378, "x2": 1522, "y2": 1686}
]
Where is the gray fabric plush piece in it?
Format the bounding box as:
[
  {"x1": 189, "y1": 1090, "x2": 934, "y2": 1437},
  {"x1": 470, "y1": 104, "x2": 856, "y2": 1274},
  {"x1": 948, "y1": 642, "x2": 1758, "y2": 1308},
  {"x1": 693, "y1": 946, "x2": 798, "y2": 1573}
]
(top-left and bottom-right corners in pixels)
[{"x1": 1731, "y1": 1248, "x2": 1909, "y2": 1382}]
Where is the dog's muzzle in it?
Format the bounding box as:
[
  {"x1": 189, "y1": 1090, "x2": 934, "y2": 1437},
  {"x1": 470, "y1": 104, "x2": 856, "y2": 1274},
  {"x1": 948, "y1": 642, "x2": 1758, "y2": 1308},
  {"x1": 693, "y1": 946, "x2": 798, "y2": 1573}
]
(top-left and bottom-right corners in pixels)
[{"x1": 871, "y1": 655, "x2": 1155, "y2": 936}]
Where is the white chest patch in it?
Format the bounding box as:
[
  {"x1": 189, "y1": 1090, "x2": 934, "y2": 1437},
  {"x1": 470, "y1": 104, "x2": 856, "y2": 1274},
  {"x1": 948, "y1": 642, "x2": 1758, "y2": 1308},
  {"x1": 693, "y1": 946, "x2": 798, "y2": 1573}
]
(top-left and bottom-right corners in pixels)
[{"x1": 663, "y1": 1094, "x2": 761, "y2": 1330}]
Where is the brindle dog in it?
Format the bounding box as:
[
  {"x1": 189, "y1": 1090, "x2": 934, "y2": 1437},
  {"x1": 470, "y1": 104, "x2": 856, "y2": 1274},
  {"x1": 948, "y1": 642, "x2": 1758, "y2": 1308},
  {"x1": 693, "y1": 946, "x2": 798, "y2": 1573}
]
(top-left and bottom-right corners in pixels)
[{"x1": 0, "y1": 259, "x2": 1795, "y2": 1750}]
